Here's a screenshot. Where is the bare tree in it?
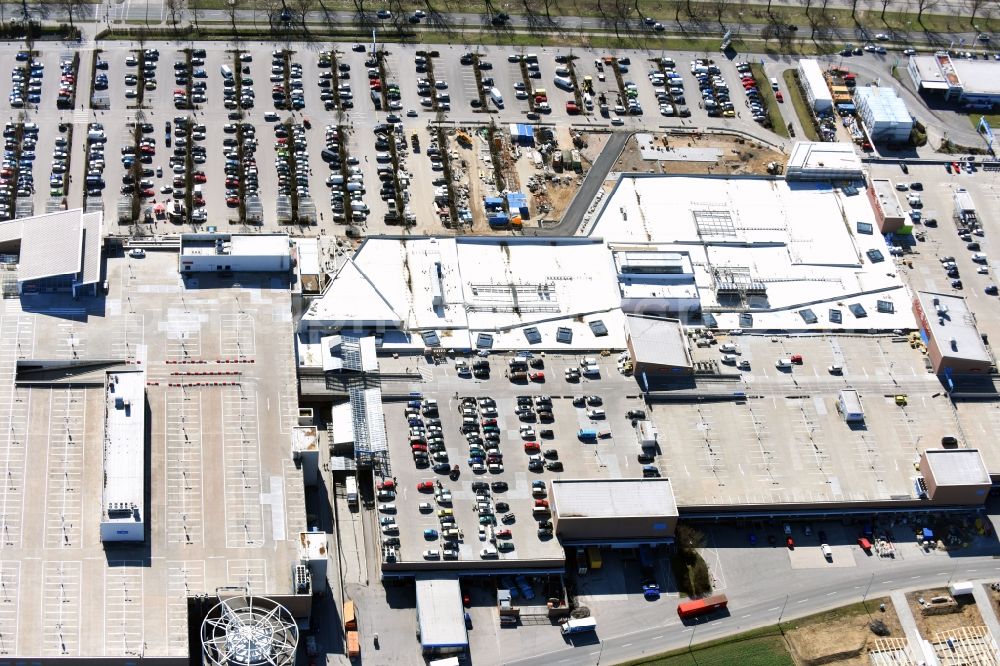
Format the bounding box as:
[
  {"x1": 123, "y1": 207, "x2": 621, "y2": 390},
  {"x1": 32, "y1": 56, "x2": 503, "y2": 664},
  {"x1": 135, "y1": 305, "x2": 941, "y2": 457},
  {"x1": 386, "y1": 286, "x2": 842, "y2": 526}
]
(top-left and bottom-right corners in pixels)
[
  {"x1": 62, "y1": 0, "x2": 89, "y2": 27},
  {"x1": 165, "y1": 0, "x2": 185, "y2": 30},
  {"x1": 352, "y1": 0, "x2": 369, "y2": 24},
  {"x1": 708, "y1": 0, "x2": 728, "y2": 27},
  {"x1": 227, "y1": 0, "x2": 240, "y2": 33},
  {"x1": 880, "y1": 0, "x2": 891, "y2": 21},
  {"x1": 968, "y1": 0, "x2": 988, "y2": 24},
  {"x1": 850, "y1": 0, "x2": 859, "y2": 20},
  {"x1": 915, "y1": 0, "x2": 938, "y2": 25}
]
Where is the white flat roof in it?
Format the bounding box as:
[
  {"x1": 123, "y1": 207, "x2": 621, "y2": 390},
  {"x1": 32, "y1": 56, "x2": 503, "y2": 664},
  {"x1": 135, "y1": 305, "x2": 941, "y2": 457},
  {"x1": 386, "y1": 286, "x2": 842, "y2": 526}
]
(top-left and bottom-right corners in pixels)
[
  {"x1": 912, "y1": 54, "x2": 1000, "y2": 95},
  {"x1": 925, "y1": 449, "x2": 991, "y2": 486},
  {"x1": 916, "y1": 291, "x2": 990, "y2": 363},
  {"x1": 787, "y1": 142, "x2": 864, "y2": 174},
  {"x1": 588, "y1": 175, "x2": 916, "y2": 331},
  {"x1": 415, "y1": 578, "x2": 468, "y2": 649},
  {"x1": 102, "y1": 369, "x2": 145, "y2": 523},
  {"x1": 179, "y1": 233, "x2": 290, "y2": 257},
  {"x1": 626, "y1": 315, "x2": 691, "y2": 368},
  {"x1": 798, "y1": 59, "x2": 833, "y2": 104},
  {"x1": 552, "y1": 478, "x2": 678, "y2": 519},
  {"x1": 302, "y1": 237, "x2": 627, "y2": 351}
]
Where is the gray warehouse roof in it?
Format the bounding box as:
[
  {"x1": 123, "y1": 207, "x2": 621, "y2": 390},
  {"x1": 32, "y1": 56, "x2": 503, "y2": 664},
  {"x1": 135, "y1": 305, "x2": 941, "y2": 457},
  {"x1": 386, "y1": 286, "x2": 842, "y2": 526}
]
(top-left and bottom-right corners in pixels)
[
  {"x1": 415, "y1": 577, "x2": 468, "y2": 650},
  {"x1": 626, "y1": 315, "x2": 691, "y2": 369},
  {"x1": 925, "y1": 449, "x2": 990, "y2": 486},
  {"x1": 552, "y1": 478, "x2": 678, "y2": 519}
]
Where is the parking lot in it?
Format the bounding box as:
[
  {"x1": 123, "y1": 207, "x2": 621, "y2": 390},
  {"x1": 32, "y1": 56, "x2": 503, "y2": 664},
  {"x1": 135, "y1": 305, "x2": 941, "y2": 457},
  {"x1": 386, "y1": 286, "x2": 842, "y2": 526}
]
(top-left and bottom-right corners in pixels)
[
  {"x1": 0, "y1": 41, "x2": 796, "y2": 237},
  {"x1": 0, "y1": 248, "x2": 305, "y2": 657},
  {"x1": 378, "y1": 352, "x2": 647, "y2": 566}
]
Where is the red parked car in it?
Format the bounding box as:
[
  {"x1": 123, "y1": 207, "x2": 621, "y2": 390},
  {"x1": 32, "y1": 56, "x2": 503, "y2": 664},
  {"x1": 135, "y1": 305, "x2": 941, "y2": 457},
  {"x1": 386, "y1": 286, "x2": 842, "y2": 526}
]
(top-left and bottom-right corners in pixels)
[{"x1": 417, "y1": 480, "x2": 435, "y2": 491}]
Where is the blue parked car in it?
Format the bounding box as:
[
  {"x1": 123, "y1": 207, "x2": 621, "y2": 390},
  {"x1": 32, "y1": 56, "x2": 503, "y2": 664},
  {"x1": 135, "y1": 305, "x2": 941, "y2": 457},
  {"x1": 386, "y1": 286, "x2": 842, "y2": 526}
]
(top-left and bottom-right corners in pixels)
[{"x1": 423, "y1": 529, "x2": 438, "y2": 539}]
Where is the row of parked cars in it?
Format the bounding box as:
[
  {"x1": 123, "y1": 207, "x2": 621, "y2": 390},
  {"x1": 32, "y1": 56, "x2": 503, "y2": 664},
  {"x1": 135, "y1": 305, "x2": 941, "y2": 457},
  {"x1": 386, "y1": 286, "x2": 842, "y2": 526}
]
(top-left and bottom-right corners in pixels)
[
  {"x1": 271, "y1": 50, "x2": 304, "y2": 110},
  {"x1": 10, "y1": 53, "x2": 42, "y2": 108},
  {"x1": 691, "y1": 58, "x2": 737, "y2": 118},
  {"x1": 84, "y1": 123, "x2": 107, "y2": 199},
  {"x1": 275, "y1": 122, "x2": 310, "y2": 205},
  {"x1": 0, "y1": 122, "x2": 37, "y2": 220},
  {"x1": 174, "y1": 48, "x2": 208, "y2": 109},
  {"x1": 735, "y1": 62, "x2": 771, "y2": 125},
  {"x1": 223, "y1": 121, "x2": 258, "y2": 211},
  {"x1": 47, "y1": 124, "x2": 71, "y2": 198},
  {"x1": 56, "y1": 56, "x2": 76, "y2": 109},
  {"x1": 125, "y1": 48, "x2": 159, "y2": 100},
  {"x1": 222, "y1": 51, "x2": 254, "y2": 110},
  {"x1": 650, "y1": 57, "x2": 690, "y2": 118},
  {"x1": 318, "y1": 51, "x2": 354, "y2": 111}
]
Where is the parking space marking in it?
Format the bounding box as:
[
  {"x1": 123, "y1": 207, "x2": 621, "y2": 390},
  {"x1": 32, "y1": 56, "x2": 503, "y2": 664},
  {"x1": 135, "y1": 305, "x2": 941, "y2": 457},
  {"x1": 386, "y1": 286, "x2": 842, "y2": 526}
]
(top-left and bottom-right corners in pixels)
[
  {"x1": 790, "y1": 398, "x2": 831, "y2": 476},
  {"x1": 166, "y1": 560, "x2": 205, "y2": 655},
  {"x1": 104, "y1": 563, "x2": 144, "y2": 656},
  {"x1": 0, "y1": 314, "x2": 33, "y2": 551},
  {"x1": 110, "y1": 313, "x2": 145, "y2": 361},
  {"x1": 165, "y1": 387, "x2": 204, "y2": 545},
  {"x1": 222, "y1": 386, "x2": 264, "y2": 548},
  {"x1": 283, "y1": 458, "x2": 307, "y2": 538},
  {"x1": 43, "y1": 389, "x2": 86, "y2": 548},
  {"x1": 42, "y1": 560, "x2": 81, "y2": 655},
  {"x1": 0, "y1": 561, "x2": 19, "y2": 656},
  {"x1": 55, "y1": 322, "x2": 86, "y2": 359},
  {"x1": 278, "y1": 390, "x2": 299, "y2": 435},
  {"x1": 164, "y1": 311, "x2": 202, "y2": 360},
  {"x1": 226, "y1": 559, "x2": 267, "y2": 594},
  {"x1": 220, "y1": 312, "x2": 255, "y2": 358}
]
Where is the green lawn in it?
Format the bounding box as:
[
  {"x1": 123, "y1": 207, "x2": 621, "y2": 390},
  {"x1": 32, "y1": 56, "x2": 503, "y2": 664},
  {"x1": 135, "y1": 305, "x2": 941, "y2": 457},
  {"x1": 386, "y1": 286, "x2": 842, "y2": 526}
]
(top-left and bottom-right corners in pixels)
[
  {"x1": 621, "y1": 626, "x2": 793, "y2": 666},
  {"x1": 750, "y1": 63, "x2": 789, "y2": 139},
  {"x1": 782, "y1": 68, "x2": 819, "y2": 142},
  {"x1": 967, "y1": 113, "x2": 1000, "y2": 130}
]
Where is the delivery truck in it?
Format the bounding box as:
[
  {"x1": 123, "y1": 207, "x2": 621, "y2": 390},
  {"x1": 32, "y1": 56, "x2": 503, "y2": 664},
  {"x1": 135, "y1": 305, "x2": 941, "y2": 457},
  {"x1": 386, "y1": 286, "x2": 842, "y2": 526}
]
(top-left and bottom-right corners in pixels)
[
  {"x1": 676, "y1": 594, "x2": 729, "y2": 619},
  {"x1": 345, "y1": 476, "x2": 358, "y2": 508},
  {"x1": 837, "y1": 389, "x2": 864, "y2": 423},
  {"x1": 560, "y1": 617, "x2": 597, "y2": 635}
]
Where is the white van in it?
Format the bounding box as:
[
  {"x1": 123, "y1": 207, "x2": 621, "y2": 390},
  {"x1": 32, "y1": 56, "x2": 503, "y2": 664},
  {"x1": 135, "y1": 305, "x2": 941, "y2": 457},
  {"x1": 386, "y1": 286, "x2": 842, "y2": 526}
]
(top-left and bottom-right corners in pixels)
[
  {"x1": 580, "y1": 356, "x2": 598, "y2": 367},
  {"x1": 775, "y1": 358, "x2": 792, "y2": 369},
  {"x1": 769, "y1": 77, "x2": 779, "y2": 90},
  {"x1": 719, "y1": 343, "x2": 739, "y2": 353},
  {"x1": 480, "y1": 545, "x2": 498, "y2": 559},
  {"x1": 220, "y1": 64, "x2": 233, "y2": 79},
  {"x1": 721, "y1": 354, "x2": 737, "y2": 365}
]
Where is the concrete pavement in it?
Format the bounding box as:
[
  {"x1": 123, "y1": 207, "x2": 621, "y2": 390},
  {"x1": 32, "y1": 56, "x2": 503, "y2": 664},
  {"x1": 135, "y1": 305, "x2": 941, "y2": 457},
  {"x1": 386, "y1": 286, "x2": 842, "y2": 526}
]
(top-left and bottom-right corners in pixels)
[
  {"x1": 889, "y1": 589, "x2": 924, "y2": 663},
  {"x1": 971, "y1": 582, "x2": 1000, "y2": 642}
]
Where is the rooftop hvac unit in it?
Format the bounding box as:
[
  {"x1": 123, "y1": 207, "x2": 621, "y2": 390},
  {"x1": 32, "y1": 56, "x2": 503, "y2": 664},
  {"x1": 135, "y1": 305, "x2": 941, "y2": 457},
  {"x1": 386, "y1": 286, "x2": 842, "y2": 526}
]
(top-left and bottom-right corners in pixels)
[{"x1": 292, "y1": 564, "x2": 311, "y2": 595}]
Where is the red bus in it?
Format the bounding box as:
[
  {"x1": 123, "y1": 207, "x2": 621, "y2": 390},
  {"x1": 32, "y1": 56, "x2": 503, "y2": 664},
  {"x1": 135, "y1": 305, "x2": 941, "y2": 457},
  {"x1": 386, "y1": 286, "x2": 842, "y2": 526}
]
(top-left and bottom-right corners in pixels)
[{"x1": 677, "y1": 594, "x2": 729, "y2": 619}]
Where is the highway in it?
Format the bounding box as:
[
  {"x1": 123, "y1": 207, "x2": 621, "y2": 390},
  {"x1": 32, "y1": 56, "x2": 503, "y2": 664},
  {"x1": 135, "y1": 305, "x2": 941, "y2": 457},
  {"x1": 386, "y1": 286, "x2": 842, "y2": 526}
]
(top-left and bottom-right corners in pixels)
[{"x1": 508, "y1": 538, "x2": 1000, "y2": 665}]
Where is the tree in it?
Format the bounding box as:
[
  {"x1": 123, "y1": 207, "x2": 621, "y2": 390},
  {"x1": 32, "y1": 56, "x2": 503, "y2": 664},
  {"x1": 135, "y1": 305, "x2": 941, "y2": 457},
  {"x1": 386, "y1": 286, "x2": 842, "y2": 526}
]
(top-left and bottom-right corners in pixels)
[
  {"x1": 915, "y1": 0, "x2": 937, "y2": 24},
  {"x1": 227, "y1": 0, "x2": 240, "y2": 34},
  {"x1": 880, "y1": 0, "x2": 891, "y2": 22},
  {"x1": 969, "y1": 0, "x2": 987, "y2": 24},
  {"x1": 165, "y1": 0, "x2": 185, "y2": 30},
  {"x1": 850, "y1": 0, "x2": 859, "y2": 21},
  {"x1": 62, "y1": 0, "x2": 88, "y2": 28}
]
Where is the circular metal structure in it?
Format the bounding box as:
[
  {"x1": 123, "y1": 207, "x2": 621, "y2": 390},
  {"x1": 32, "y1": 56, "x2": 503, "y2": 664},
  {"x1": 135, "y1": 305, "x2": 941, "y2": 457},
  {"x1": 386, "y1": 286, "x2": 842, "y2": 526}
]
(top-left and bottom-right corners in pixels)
[{"x1": 201, "y1": 595, "x2": 298, "y2": 666}]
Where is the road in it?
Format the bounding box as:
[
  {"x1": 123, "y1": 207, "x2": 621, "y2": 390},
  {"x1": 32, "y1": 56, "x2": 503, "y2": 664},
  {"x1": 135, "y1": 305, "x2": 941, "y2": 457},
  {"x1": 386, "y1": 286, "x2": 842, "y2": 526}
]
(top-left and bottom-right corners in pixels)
[
  {"x1": 509, "y1": 538, "x2": 1000, "y2": 665},
  {"x1": 544, "y1": 130, "x2": 630, "y2": 236}
]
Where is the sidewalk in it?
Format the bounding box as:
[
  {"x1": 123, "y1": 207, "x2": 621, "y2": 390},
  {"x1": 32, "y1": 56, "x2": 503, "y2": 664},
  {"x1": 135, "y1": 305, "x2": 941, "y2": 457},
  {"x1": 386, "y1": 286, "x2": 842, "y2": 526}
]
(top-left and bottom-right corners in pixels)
[
  {"x1": 971, "y1": 583, "x2": 1000, "y2": 642},
  {"x1": 889, "y1": 589, "x2": 925, "y2": 663}
]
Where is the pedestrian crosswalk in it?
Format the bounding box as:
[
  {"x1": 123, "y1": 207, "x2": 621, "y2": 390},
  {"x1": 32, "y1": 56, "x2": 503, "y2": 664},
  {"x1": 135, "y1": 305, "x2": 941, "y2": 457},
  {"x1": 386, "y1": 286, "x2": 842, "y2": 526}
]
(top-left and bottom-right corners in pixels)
[{"x1": 72, "y1": 110, "x2": 89, "y2": 124}]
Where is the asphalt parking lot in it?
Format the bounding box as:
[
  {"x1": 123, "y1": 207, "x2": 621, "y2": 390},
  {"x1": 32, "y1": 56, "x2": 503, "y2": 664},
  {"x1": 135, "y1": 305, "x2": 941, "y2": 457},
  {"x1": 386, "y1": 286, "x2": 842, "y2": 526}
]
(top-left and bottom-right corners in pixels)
[
  {"x1": 0, "y1": 41, "x2": 792, "y2": 235},
  {"x1": 379, "y1": 352, "x2": 647, "y2": 565}
]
